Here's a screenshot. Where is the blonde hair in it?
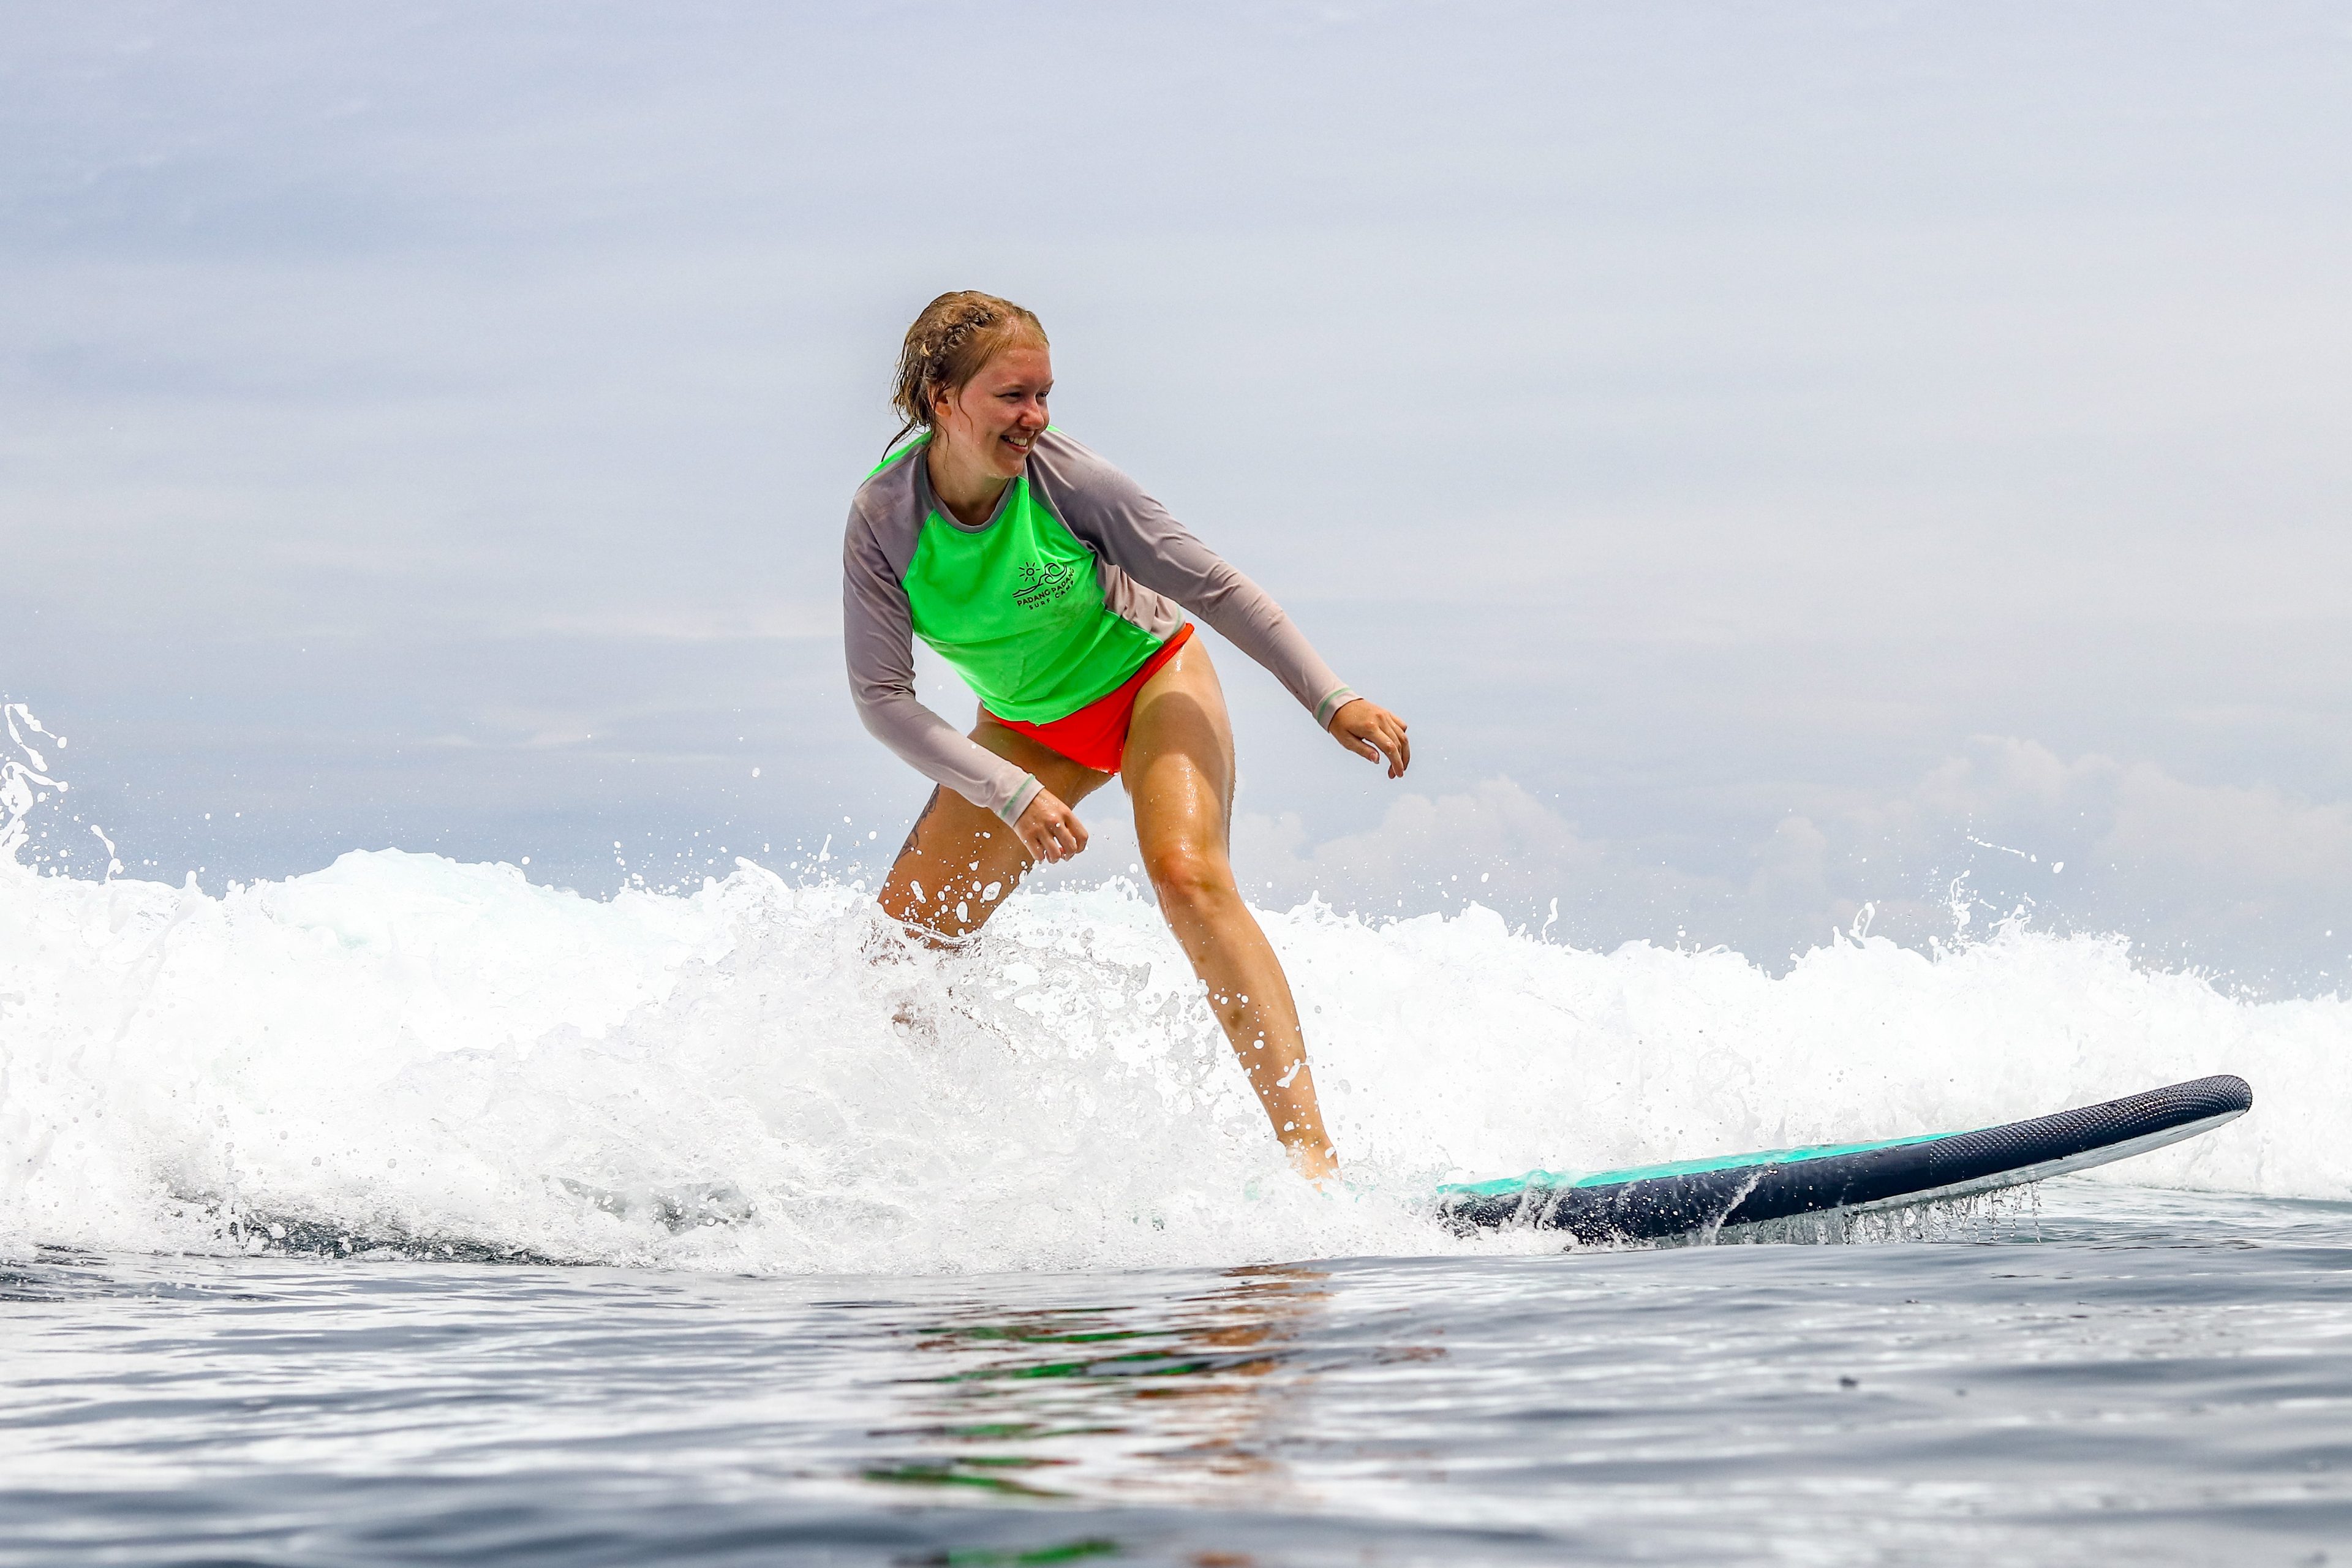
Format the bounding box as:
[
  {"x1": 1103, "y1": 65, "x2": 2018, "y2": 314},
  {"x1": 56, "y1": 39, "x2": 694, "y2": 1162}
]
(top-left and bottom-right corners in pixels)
[{"x1": 888, "y1": 290, "x2": 1048, "y2": 454}]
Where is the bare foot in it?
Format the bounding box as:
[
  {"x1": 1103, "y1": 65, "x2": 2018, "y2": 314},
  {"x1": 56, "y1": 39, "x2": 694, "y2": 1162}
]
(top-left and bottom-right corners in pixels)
[{"x1": 1287, "y1": 1141, "x2": 1341, "y2": 1189}]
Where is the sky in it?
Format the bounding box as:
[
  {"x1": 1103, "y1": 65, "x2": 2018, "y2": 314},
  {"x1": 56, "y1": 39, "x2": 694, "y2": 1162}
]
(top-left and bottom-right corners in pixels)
[{"x1": 3, "y1": 0, "x2": 2349, "y2": 989}]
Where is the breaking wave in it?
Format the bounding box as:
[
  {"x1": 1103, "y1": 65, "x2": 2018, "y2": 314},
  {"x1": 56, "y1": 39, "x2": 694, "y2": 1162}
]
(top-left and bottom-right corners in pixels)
[{"x1": 2, "y1": 839, "x2": 2341, "y2": 1272}]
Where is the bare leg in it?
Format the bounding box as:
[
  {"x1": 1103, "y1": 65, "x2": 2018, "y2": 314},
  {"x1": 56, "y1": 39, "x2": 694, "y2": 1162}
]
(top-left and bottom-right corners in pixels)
[
  {"x1": 878, "y1": 716, "x2": 1112, "y2": 940},
  {"x1": 1123, "y1": 639, "x2": 1340, "y2": 1181}
]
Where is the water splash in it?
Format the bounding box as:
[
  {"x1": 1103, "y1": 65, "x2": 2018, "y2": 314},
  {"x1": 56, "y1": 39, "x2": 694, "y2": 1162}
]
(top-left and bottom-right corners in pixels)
[
  {"x1": 1, "y1": 703, "x2": 2337, "y2": 1272},
  {"x1": 1, "y1": 841, "x2": 2340, "y2": 1273},
  {"x1": 1, "y1": 703, "x2": 116, "y2": 879}
]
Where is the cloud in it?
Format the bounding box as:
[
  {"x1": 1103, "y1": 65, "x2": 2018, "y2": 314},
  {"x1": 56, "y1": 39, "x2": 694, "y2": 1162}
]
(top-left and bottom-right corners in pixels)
[
  {"x1": 1231, "y1": 777, "x2": 1743, "y2": 949},
  {"x1": 1876, "y1": 736, "x2": 2352, "y2": 897},
  {"x1": 1236, "y1": 778, "x2": 1607, "y2": 908},
  {"x1": 7, "y1": 3, "x2": 2348, "y2": 1005},
  {"x1": 1220, "y1": 742, "x2": 2351, "y2": 992},
  {"x1": 2107, "y1": 766, "x2": 2352, "y2": 890}
]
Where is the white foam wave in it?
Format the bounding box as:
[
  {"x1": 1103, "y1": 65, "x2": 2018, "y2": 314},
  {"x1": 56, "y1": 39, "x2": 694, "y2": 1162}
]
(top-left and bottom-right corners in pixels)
[{"x1": 1, "y1": 849, "x2": 2342, "y2": 1272}]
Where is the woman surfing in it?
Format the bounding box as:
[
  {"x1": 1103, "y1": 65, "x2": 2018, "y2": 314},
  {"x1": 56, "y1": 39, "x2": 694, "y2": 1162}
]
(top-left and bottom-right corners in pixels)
[{"x1": 842, "y1": 292, "x2": 1411, "y2": 1182}]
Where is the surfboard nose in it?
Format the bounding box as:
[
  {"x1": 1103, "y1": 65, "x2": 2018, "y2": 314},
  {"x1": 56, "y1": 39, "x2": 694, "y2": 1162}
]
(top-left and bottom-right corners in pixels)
[
  {"x1": 2204, "y1": 1074, "x2": 2254, "y2": 1112},
  {"x1": 1439, "y1": 1073, "x2": 2259, "y2": 1245}
]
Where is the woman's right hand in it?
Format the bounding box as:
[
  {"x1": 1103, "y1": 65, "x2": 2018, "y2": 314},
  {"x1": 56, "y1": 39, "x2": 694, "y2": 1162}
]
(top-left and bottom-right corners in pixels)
[{"x1": 1014, "y1": 789, "x2": 1088, "y2": 864}]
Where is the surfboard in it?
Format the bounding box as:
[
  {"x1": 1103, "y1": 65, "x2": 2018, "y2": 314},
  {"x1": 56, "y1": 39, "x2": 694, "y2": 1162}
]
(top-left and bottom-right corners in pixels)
[{"x1": 1437, "y1": 1074, "x2": 2252, "y2": 1244}]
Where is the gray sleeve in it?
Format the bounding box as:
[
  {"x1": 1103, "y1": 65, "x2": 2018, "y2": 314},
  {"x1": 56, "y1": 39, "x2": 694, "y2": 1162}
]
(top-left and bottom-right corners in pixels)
[
  {"x1": 1045, "y1": 441, "x2": 1358, "y2": 727},
  {"x1": 842, "y1": 505, "x2": 1042, "y2": 826}
]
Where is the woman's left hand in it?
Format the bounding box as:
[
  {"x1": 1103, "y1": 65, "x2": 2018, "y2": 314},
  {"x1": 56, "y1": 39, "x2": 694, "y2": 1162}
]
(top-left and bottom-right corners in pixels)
[{"x1": 1328, "y1": 698, "x2": 1410, "y2": 778}]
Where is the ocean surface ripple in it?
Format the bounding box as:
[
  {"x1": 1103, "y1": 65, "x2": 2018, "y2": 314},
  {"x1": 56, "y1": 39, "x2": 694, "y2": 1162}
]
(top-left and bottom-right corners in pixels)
[{"x1": 5, "y1": 1188, "x2": 2350, "y2": 1566}]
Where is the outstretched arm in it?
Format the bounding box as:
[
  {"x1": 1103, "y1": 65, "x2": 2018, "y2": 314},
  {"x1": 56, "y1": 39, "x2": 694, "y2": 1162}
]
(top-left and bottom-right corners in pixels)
[{"x1": 1036, "y1": 437, "x2": 1408, "y2": 774}]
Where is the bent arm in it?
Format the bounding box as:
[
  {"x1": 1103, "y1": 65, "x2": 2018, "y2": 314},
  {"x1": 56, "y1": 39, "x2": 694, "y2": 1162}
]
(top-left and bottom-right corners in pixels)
[
  {"x1": 1047, "y1": 447, "x2": 1356, "y2": 726},
  {"x1": 843, "y1": 516, "x2": 1042, "y2": 825},
  {"x1": 1144, "y1": 540, "x2": 1358, "y2": 727}
]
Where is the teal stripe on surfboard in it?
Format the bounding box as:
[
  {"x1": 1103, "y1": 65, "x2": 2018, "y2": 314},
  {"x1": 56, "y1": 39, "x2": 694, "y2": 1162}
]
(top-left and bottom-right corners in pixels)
[{"x1": 1436, "y1": 1129, "x2": 1968, "y2": 1199}]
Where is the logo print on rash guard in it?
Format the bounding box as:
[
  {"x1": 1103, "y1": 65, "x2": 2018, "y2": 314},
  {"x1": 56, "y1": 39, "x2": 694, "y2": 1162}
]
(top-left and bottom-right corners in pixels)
[{"x1": 1014, "y1": 561, "x2": 1076, "y2": 608}]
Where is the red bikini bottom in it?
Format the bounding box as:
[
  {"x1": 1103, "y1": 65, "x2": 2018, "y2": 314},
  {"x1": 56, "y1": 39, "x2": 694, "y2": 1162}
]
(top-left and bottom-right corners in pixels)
[{"x1": 984, "y1": 622, "x2": 1196, "y2": 774}]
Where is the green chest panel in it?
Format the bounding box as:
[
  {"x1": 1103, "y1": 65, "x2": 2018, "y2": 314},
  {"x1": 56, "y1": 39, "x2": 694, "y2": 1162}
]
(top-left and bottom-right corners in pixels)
[{"x1": 903, "y1": 475, "x2": 1162, "y2": 723}]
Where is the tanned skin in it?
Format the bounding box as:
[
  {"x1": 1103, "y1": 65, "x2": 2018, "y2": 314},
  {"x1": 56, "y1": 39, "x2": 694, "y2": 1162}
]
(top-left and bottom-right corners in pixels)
[{"x1": 876, "y1": 342, "x2": 1411, "y2": 1183}]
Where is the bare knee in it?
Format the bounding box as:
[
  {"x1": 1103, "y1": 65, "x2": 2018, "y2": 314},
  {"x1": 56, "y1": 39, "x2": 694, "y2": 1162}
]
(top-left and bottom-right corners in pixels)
[{"x1": 1143, "y1": 840, "x2": 1233, "y2": 912}]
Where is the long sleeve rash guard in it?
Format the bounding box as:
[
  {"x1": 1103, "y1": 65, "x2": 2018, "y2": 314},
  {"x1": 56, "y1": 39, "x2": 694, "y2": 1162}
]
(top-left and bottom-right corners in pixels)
[{"x1": 842, "y1": 428, "x2": 1355, "y2": 826}]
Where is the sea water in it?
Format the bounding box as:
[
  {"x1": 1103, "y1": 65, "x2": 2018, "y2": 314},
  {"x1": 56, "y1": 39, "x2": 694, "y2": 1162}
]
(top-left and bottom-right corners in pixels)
[{"x1": 4, "y1": 843, "x2": 2350, "y2": 1562}]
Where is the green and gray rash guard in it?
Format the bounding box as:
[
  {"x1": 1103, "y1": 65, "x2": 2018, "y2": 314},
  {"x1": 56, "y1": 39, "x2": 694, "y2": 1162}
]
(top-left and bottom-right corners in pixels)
[{"x1": 843, "y1": 428, "x2": 1356, "y2": 825}]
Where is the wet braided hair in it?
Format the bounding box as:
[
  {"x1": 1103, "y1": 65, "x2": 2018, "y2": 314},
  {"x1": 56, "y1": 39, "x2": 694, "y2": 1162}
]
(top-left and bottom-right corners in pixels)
[{"x1": 887, "y1": 291, "x2": 1048, "y2": 455}]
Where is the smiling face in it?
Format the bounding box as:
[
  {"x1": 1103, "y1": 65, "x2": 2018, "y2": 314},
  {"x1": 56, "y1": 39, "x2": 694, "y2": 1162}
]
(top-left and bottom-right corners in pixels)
[{"x1": 932, "y1": 341, "x2": 1052, "y2": 481}]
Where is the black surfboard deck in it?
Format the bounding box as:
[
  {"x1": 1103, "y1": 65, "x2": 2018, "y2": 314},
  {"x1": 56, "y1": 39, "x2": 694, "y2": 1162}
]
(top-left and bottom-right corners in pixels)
[{"x1": 1437, "y1": 1074, "x2": 2252, "y2": 1245}]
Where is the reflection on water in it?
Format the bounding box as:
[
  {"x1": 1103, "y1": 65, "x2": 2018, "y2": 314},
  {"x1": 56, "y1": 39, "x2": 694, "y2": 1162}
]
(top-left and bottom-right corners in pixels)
[
  {"x1": 865, "y1": 1265, "x2": 1362, "y2": 1510},
  {"x1": 5, "y1": 1188, "x2": 2348, "y2": 1567}
]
